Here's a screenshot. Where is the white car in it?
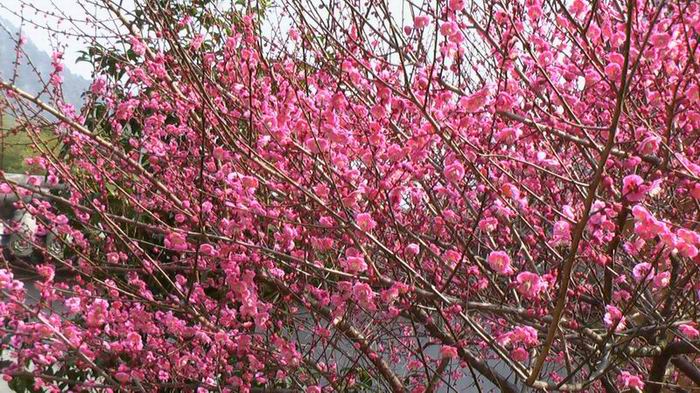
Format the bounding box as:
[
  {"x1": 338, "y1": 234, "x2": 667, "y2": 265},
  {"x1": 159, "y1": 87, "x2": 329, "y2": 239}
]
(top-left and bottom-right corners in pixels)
[{"x1": 0, "y1": 174, "x2": 66, "y2": 261}]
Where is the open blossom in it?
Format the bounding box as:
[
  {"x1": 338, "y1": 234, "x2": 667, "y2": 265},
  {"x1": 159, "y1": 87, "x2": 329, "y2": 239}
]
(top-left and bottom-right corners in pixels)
[
  {"x1": 679, "y1": 323, "x2": 700, "y2": 339},
  {"x1": 622, "y1": 175, "x2": 648, "y2": 202},
  {"x1": 637, "y1": 134, "x2": 661, "y2": 155},
  {"x1": 449, "y1": 0, "x2": 465, "y2": 11},
  {"x1": 198, "y1": 243, "x2": 217, "y2": 256},
  {"x1": 91, "y1": 77, "x2": 107, "y2": 94},
  {"x1": 413, "y1": 15, "x2": 431, "y2": 29},
  {"x1": 124, "y1": 332, "x2": 144, "y2": 352},
  {"x1": 632, "y1": 262, "x2": 655, "y2": 282},
  {"x1": 604, "y1": 305, "x2": 626, "y2": 332},
  {"x1": 355, "y1": 212, "x2": 376, "y2": 232},
  {"x1": 405, "y1": 243, "x2": 420, "y2": 256},
  {"x1": 618, "y1": 371, "x2": 645, "y2": 390},
  {"x1": 632, "y1": 205, "x2": 668, "y2": 240},
  {"x1": 650, "y1": 32, "x2": 671, "y2": 48},
  {"x1": 164, "y1": 232, "x2": 188, "y2": 251},
  {"x1": 65, "y1": 297, "x2": 81, "y2": 314},
  {"x1": 344, "y1": 256, "x2": 367, "y2": 274},
  {"x1": 36, "y1": 265, "x2": 55, "y2": 281},
  {"x1": 496, "y1": 127, "x2": 522, "y2": 144},
  {"x1": 459, "y1": 87, "x2": 489, "y2": 112},
  {"x1": 478, "y1": 216, "x2": 498, "y2": 232},
  {"x1": 444, "y1": 161, "x2": 465, "y2": 184},
  {"x1": 605, "y1": 62, "x2": 621, "y2": 80},
  {"x1": 439, "y1": 345, "x2": 459, "y2": 359},
  {"x1": 439, "y1": 21, "x2": 458, "y2": 36},
  {"x1": 511, "y1": 347, "x2": 529, "y2": 362},
  {"x1": 515, "y1": 272, "x2": 547, "y2": 300},
  {"x1": 551, "y1": 220, "x2": 572, "y2": 245},
  {"x1": 501, "y1": 183, "x2": 520, "y2": 199},
  {"x1": 352, "y1": 282, "x2": 376, "y2": 310},
  {"x1": 87, "y1": 299, "x2": 109, "y2": 328},
  {"x1": 498, "y1": 326, "x2": 539, "y2": 347},
  {"x1": 130, "y1": 36, "x2": 146, "y2": 56},
  {"x1": 498, "y1": 326, "x2": 535, "y2": 362},
  {"x1": 0, "y1": 269, "x2": 17, "y2": 290},
  {"x1": 652, "y1": 271, "x2": 671, "y2": 289},
  {"x1": 487, "y1": 251, "x2": 514, "y2": 275}
]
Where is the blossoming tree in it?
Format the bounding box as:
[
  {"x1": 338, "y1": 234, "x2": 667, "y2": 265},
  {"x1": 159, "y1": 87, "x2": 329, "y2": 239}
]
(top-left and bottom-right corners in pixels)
[{"x1": 1, "y1": 0, "x2": 700, "y2": 391}]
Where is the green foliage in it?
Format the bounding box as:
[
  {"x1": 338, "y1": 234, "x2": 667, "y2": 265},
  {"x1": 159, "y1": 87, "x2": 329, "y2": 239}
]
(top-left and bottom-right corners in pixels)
[{"x1": 0, "y1": 115, "x2": 59, "y2": 174}]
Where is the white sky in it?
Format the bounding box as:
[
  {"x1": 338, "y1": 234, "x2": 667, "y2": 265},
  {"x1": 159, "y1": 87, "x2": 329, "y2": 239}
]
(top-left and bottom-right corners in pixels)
[
  {"x1": 1, "y1": 0, "x2": 112, "y2": 78},
  {"x1": 1, "y1": 0, "x2": 411, "y2": 80}
]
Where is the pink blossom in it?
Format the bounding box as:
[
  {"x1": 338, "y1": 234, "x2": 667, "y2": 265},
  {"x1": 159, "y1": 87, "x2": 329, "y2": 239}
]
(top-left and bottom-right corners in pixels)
[
  {"x1": 511, "y1": 347, "x2": 529, "y2": 362},
  {"x1": 691, "y1": 183, "x2": 700, "y2": 199},
  {"x1": 478, "y1": 217, "x2": 498, "y2": 232},
  {"x1": 652, "y1": 271, "x2": 670, "y2": 289},
  {"x1": 496, "y1": 127, "x2": 522, "y2": 144},
  {"x1": 405, "y1": 243, "x2": 420, "y2": 256},
  {"x1": 36, "y1": 265, "x2": 55, "y2": 281},
  {"x1": 528, "y1": 4, "x2": 543, "y2": 20},
  {"x1": 632, "y1": 262, "x2": 654, "y2": 282},
  {"x1": 115, "y1": 372, "x2": 130, "y2": 383},
  {"x1": 241, "y1": 176, "x2": 259, "y2": 189},
  {"x1": 487, "y1": 251, "x2": 514, "y2": 275},
  {"x1": 501, "y1": 183, "x2": 520, "y2": 200},
  {"x1": 165, "y1": 232, "x2": 188, "y2": 251},
  {"x1": 355, "y1": 212, "x2": 377, "y2": 232},
  {"x1": 515, "y1": 272, "x2": 547, "y2": 300},
  {"x1": 130, "y1": 36, "x2": 146, "y2": 57},
  {"x1": 637, "y1": 134, "x2": 661, "y2": 155},
  {"x1": 0, "y1": 269, "x2": 15, "y2": 289},
  {"x1": 344, "y1": 256, "x2": 367, "y2": 273},
  {"x1": 124, "y1": 332, "x2": 144, "y2": 352},
  {"x1": 679, "y1": 323, "x2": 700, "y2": 339},
  {"x1": 198, "y1": 243, "x2": 217, "y2": 256},
  {"x1": 498, "y1": 326, "x2": 539, "y2": 347},
  {"x1": 605, "y1": 62, "x2": 621, "y2": 80},
  {"x1": 414, "y1": 15, "x2": 431, "y2": 29},
  {"x1": 650, "y1": 32, "x2": 671, "y2": 48},
  {"x1": 444, "y1": 161, "x2": 465, "y2": 184},
  {"x1": 551, "y1": 220, "x2": 572, "y2": 245},
  {"x1": 91, "y1": 77, "x2": 107, "y2": 94},
  {"x1": 86, "y1": 299, "x2": 109, "y2": 328},
  {"x1": 632, "y1": 205, "x2": 668, "y2": 240},
  {"x1": 604, "y1": 305, "x2": 626, "y2": 332},
  {"x1": 678, "y1": 229, "x2": 700, "y2": 245},
  {"x1": 622, "y1": 175, "x2": 647, "y2": 202},
  {"x1": 439, "y1": 21, "x2": 459, "y2": 36},
  {"x1": 107, "y1": 252, "x2": 120, "y2": 264},
  {"x1": 352, "y1": 282, "x2": 376, "y2": 310},
  {"x1": 449, "y1": 0, "x2": 465, "y2": 11},
  {"x1": 677, "y1": 241, "x2": 698, "y2": 258},
  {"x1": 459, "y1": 87, "x2": 489, "y2": 112},
  {"x1": 439, "y1": 345, "x2": 459, "y2": 359},
  {"x1": 618, "y1": 371, "x2": 644, "y2": 390},
  {"x1": 54, "y1": 215, "x2": 69, "y2": 225},
  {"x1": 65, "y1": 297, "x2": 81, "y2": 314}
]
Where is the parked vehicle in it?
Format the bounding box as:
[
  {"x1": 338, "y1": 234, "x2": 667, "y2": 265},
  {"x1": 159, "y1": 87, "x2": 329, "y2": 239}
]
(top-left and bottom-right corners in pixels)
[{"x1": 0, "y1": 174, "x2": 66, "y2": 261}]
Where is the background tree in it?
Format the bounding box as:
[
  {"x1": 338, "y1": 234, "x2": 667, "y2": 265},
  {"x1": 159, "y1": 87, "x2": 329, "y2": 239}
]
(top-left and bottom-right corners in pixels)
[{"x1": 1, "y1": 0, "x2": 700, "y2": 391}]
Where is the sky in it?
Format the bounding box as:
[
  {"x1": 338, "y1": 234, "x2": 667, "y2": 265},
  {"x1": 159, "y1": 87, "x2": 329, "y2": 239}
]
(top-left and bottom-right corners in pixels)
[
  {"x1": 0, "y1": 0, "x2": 414, "y2": 80},
  {"x1": 0, "y1": 0, "x2": 117, "y2": 78}
]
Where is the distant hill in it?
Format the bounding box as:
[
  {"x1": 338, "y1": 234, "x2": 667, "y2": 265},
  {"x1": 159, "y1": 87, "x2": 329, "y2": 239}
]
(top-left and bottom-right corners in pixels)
[
  {"x1": 0, "y1": 17, "x2": 89, "y2": 110},
  {"x1": 0, "y1": 17, "x2": 84, "y2": 173}
]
